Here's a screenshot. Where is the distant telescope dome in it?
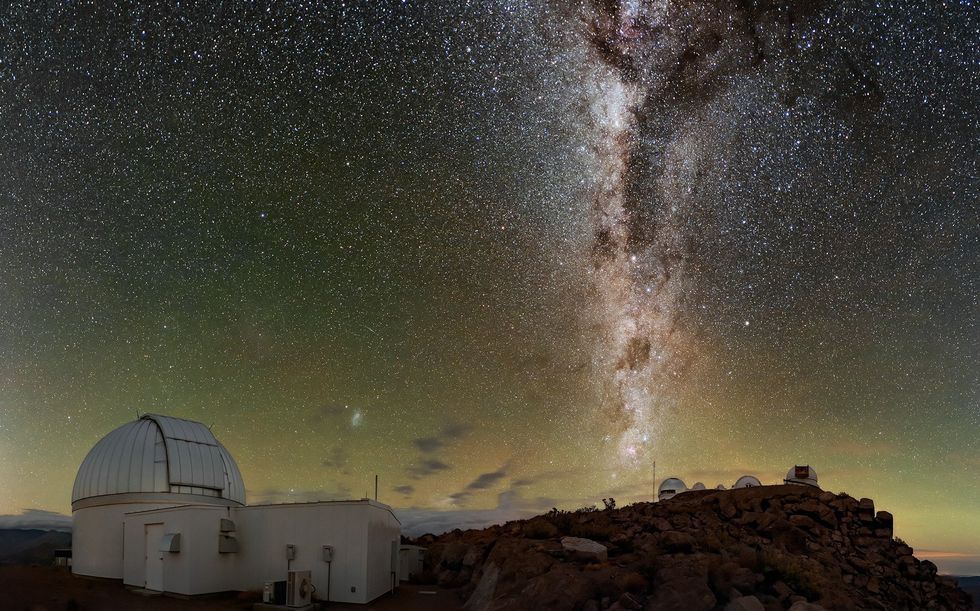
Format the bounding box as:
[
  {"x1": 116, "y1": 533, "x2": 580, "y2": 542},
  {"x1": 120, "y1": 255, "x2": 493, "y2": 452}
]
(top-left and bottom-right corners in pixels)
[
  {"x1": 658, "y1": 477, "x2": 687, "y2": 501},
  {"x1": 715, "y1": 484, "x2": 727, "y2": 490},
  {"x1": 691, "y1": 482, "x2": 706, "y2": 490},
  {"x1": 733, "y1": 475, "x2": 762, "y2": 489},
  {"x1": 72, "y1": 413, "x2": 245, "y2": 509},
  {"x1": 784, "y1": 465, "x2": 819, "y2": 488}
]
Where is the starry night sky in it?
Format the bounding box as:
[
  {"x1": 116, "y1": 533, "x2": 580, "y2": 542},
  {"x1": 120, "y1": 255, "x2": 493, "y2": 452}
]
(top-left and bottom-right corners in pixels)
[{"x1": 0, "y1": 1, "x2": 977, "y2": 573}]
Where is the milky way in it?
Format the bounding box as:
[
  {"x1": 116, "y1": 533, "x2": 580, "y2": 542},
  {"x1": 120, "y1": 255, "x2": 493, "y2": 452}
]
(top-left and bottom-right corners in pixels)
[{"x1": 574, "y1": 0, "x2": 978, "y2": 468}]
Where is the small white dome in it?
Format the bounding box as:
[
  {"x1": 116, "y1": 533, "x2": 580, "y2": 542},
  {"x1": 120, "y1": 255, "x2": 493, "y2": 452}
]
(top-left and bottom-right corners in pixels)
[
  {"x1": 691, "y1": 482, "x2": 706, "y2": 490},
  {"x1": 72, "y1": 414, "x2": 245, "y2": 508},
  {"x1": 715, "y1": 484, "x2": 726, "y2": 490},
  {"x1": 733, "y1": 475, "x2": 762, "y2": 489},
  {"x1": 784, "y1": 465, "x2": 819, "y2": 488},
  {"x1": 658, "y1": 477, "x2": 687, "y2": 501}
]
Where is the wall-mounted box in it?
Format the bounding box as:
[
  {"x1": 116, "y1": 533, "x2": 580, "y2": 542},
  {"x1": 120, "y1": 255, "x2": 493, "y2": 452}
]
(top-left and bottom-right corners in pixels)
[
  {"x1": 218, "y1": 534, "x2": 239, "y2": 553},
  {"x1": 159, "y1": 533, "x2": 180, "y2": 553}
]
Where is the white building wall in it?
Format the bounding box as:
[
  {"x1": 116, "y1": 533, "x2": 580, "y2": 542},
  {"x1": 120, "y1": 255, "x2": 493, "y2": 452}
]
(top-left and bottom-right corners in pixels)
[
  {"x1": 365, "y1": 510, "x2": 402, "y2": 601},
  {"x1": 73, "y1": 500, "x2": 180, "y2": 579},
  {"x1": 97, "y1": 499, "x2": 400, "y2": 604},
  {"x1": 123, "y1": 505, "x2": 239, "y2": 595},
  {"x1": 399, "y1": 546, "x2": 425, "y2": 582},
  {"x1": 232, "y1": 502, "x2": 376, "y2": 604}
]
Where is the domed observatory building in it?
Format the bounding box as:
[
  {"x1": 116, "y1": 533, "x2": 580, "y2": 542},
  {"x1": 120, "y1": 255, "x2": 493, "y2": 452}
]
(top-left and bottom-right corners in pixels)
[
  {"x1": 783, "y1": 465, "x2": 819, "y2": 488},
  {"x1": 733, "y1": 475, "x2": 762, "y2": 488},
  {"x1": 72, "y1": 414, "x2": 245, "y2": 580},
  {"x1": 658, "y1": 477, "x2": 687, "y2": 501},
  {"x1": 72, "y1": 414, "x2": 401, "y2": 604}
]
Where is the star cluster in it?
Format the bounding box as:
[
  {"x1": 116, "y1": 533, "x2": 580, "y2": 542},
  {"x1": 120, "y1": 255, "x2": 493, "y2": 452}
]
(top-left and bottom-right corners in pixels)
[{"x1": 0, "y1": 0, "x2": 976, "y2": 573}]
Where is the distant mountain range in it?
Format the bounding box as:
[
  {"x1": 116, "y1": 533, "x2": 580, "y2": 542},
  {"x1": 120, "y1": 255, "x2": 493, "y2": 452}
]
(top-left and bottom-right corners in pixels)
[
  {"x1": 953, "y1": 577, "x2": 980, "y2": 610},
  {"x1": 0, "y1": 529, "x2": 72, "y2": 565}
]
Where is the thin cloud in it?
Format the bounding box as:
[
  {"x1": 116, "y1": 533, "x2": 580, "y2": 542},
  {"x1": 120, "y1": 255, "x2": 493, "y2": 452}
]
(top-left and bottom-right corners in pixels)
[
  {"x1": 448, "y1": 491, "x2": 471, "y2": 505},
  {"x1": 395, "y1": 469, "x2": 672, "y2": 536},
  {"x1": 447, "y1": 464, "x2": 510, "y2": 506},
  {"x1": 511, "y1": 469, "x2": 578, "y2": 488},
  {"x1": 393, "y1": 485, "x2": 415, "y2": 496},
  {"x1": 467, "y1": 466, "x2": 508, "y2": 490},
  {"x1": 413, "y1": 422, "x2": 471, "y2": 454},
  {"x1": 407, "y1": 458, "x2": 451, "y2": 479},
  {"x1": 917, "y1": 550, "x2": 980, "y2": 558},
  {"x1": 397, "y1": 506, "x2": 521, "y2": 536},
  {"x1": 398, "y1": 483, "x2": 559, "y2": 536},
  {"x1": 413, "y1": 437, "x2": 443, "y2": 453}
]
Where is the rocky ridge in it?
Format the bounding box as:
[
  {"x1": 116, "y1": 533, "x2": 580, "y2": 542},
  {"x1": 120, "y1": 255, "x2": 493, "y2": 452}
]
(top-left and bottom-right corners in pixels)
[{"x1": 412, "y1": 485, "x2": 972, "y2": 611}]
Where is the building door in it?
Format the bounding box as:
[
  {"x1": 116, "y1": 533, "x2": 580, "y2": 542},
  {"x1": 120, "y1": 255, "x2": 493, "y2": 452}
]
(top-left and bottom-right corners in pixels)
[{"x1": 144, "y1": 524, "x2": 164, "y2": 591}]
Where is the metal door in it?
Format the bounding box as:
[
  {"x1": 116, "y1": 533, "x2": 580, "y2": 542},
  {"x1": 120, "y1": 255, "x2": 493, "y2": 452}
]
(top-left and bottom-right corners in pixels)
[{"x1": 144, "y1": 523, "x2": 164, "y2": 591}]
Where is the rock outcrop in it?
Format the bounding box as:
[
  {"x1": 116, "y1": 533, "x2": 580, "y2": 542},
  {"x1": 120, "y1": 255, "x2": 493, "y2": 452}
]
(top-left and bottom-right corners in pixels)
[{"x1": 412, "y1": 486, "x2": 972, "y2": 611}]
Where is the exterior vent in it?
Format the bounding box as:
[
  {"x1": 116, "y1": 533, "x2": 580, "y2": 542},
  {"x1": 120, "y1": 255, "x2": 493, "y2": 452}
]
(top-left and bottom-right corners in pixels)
[
  {"x1": 159, "y1": 533, "x2": 180, "y2": 553},
  {"x1": 218, "y1": 534, "x2": 239, "y2": 553}
]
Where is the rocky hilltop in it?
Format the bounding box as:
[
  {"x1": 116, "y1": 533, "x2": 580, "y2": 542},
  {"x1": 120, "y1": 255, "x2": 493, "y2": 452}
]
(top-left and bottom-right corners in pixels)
[{"x1": 412, "y1": 485, "x2": 972, "y2": 611}]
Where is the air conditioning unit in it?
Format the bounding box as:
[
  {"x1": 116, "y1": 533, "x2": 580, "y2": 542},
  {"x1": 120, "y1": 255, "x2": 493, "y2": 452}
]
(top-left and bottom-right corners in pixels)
[
  {"x1": 286, "y1": 570, "x2": 312, "y2": 607},
  {"x1": 263, "y1": 580, "x2": 286, "y2": 604}
]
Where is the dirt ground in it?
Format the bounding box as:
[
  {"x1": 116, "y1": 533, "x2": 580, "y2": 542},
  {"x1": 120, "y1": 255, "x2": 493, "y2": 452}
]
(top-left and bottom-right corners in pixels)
[{"x1": 0, "y1": 566, "x2": 463, "y2": 611}]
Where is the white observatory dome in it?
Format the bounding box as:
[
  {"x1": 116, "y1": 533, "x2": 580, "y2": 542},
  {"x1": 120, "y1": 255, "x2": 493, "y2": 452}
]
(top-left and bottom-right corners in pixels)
[
  {"x1": 715, "y1": 484, "x2": 727, "y2": 490},
  {"x1": 72, "y1": 413, "x2": 245, "y2": 509},
  {"x1": 783, "y1": 465, "x2": 819, "y2": 488},
  {"x1": 691, "y1": 482, "x2": 706, "y2": 491},
  {"x1": 733, "y1": 475, "x2": 762, "y2": 489},
  {"x1": 658, "y1": 477, "x2": 687, "y2": 501}
]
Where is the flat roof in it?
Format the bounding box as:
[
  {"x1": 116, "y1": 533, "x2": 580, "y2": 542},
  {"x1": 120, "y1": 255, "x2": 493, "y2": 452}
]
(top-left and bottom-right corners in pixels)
[
  {"x1": 241, "y1": 498, "x2": 400, "y2": 524},
  {"x1": 123, "y1": 498, "x2": 401, "y2": 524}
]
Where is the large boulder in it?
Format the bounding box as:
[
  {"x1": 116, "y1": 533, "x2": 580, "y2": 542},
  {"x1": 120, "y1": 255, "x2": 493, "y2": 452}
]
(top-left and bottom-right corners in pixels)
[
  {"x1": 561, "y1": 537, "x2": 608, "y2": 563},
  {"x1": 464, "y1": 563, "x2": 500, "y2": 610},
  {"x1": 517, "y1": 564, "x2": 600, "y2": 611}
]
